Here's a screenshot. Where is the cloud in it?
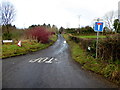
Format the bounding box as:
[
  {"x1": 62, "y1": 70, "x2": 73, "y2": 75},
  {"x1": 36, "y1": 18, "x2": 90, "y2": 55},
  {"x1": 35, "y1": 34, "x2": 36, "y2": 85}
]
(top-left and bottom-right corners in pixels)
[{"x1": 6, "y1": 0, "x2": 120, "y2": 28}]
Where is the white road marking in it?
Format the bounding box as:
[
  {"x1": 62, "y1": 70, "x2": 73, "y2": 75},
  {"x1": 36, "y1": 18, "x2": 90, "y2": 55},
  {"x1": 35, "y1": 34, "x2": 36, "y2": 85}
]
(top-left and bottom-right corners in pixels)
[
  {"x1": 45, "y1": 58, "x2": 54, "y2": 63},
  {"x1": 29, "y1": 58, "x2": 41, "y2": 63},
  {"x1": 38, "y1": 58, "x2": 44, "y2": 63},
  {"x1": 29, "y1": 57, "x2": 58, "y2": 64},
  {"x1": 41, "y1": 57, "x2": 49, "y2": 62}
]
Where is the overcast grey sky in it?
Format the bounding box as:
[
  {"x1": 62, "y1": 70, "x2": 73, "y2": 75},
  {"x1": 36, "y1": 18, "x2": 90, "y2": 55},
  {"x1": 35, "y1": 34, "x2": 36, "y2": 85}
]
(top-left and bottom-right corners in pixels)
[{"x1": 1, "y1": 0, "x2": 120, "y2": 28}]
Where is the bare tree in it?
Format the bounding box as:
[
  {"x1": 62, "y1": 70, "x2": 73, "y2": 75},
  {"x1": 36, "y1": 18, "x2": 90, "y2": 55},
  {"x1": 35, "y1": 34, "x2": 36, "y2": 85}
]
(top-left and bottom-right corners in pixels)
[
  {"x1": 2, "y1": 1, "x2": 16, "y2": 26},
  {"x1": 103, "y1": 11, "x2": 117, "y2": 31}
]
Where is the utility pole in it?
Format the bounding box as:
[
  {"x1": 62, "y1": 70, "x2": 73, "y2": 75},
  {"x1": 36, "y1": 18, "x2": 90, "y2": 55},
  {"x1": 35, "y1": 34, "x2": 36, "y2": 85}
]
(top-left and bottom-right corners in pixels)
[
  {"x1": 66, "y1": 23, "x2": 70, "y2": 29},
  {"x1": 23, "y1": 23, "x2": 25, "y2": 29},
  {"x1": 78, "y1": 15, "x2": 81, "y2": 33},
  {"x1": 78, "y1": 15, "x2": 81, "y2": 28}
]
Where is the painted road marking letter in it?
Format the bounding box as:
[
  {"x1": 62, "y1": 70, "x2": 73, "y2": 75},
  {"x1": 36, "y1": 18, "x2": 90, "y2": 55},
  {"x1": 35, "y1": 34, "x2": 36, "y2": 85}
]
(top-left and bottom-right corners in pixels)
[
  {"x1": 41, "y1": 57, "x2": 49, "y2": 63},
  {"x1": 29, "y1": 58, "x2": 41, "y2": 63},
  {"x1": 38, "y1": 58, "x2": 44, "y2": 63},
  {"x1": 45, "y1": 58, "x2": 54, "y2": 63},
  {"x1": 29, "y1": 57, "x2": 58, "y2": 64}
]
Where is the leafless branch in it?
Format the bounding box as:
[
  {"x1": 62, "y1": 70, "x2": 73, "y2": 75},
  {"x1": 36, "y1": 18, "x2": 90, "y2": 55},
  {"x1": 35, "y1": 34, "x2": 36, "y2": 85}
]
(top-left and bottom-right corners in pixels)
[
  {"x1": 1, "y1": 1, "x2": 16, "y2": 25},
  {"x1": 104, "y1": 11, "x2": 116, "y2": 31}
]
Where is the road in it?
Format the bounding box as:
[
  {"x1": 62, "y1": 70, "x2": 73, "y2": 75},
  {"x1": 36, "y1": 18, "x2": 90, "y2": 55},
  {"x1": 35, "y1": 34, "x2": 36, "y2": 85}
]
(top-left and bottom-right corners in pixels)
[{"x1": 2, "y1": 35, "x2": 118, "y2": 88}]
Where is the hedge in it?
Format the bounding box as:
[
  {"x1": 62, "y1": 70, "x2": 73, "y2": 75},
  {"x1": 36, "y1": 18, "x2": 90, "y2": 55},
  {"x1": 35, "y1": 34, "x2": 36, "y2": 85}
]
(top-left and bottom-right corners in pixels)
[{"x1": 69, "y1": 34, "x2": 120, "y2": 62}]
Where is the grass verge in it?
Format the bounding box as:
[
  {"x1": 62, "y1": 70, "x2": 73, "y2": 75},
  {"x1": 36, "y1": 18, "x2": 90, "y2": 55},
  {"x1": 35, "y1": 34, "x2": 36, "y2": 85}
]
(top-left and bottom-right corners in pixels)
[
  {"x1": 76, "y1": 35, "x2": 106, "y2": 39},
  {"x1": 2, "y1": 35, "x2": 57, "y2": 58},
  {"x1": 63, "y1": 34, "x2": 120, "y2": 85}
]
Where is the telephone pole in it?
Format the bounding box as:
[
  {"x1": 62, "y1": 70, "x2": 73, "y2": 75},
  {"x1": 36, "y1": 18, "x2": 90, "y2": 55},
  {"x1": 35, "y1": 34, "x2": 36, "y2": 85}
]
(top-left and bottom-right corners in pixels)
[
  {"x1": 78, "y1": 15, "x2": 81, "y2": 28},
  {"x1": 78, "y1": 15, "x2": 81, "y2": 33}
]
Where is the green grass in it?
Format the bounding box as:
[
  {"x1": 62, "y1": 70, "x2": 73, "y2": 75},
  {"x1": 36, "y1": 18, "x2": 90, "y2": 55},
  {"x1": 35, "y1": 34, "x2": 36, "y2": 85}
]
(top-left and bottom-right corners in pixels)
[
  {"x1": 76, "y1": 35, "x2": 106, "y2": 39},
  {"x1": 2, "y1": 35, "x2": 57, "y2": 58},
  {"x1": 63, "y1": 34, "x2": 120, "y2": 85}
]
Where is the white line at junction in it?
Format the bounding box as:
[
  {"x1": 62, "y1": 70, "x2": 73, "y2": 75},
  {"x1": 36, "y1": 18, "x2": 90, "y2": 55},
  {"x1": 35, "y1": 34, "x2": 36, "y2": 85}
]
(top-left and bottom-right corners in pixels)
[
  {"x1": 38, "y1": 58, "x2": 44, "y2": 63},
  {"x1": 41, "y1": 57, "x2": 49, "y2": 63},
  {"x1": 29, "y1": 57, "x2": 57, "y2": 64},
  {"x1": 45, "y1": 58, "x2": 54, "y2": 63},
  {"x1": 29, "y1": 58, "x2": 41, "y2": 63}
]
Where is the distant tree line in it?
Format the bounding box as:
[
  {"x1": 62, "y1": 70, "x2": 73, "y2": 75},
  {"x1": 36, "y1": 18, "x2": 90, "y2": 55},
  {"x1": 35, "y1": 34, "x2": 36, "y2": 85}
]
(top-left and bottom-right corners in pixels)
[
  {"x1": 59, "y1": 26, "x2": 95, "y2": 35},
  {"x1": 29, "y1": 23, "x2": 58, "y2": 33},
  {"x1": 59, "y1": 18, "x2": 120, "y2": 35}
]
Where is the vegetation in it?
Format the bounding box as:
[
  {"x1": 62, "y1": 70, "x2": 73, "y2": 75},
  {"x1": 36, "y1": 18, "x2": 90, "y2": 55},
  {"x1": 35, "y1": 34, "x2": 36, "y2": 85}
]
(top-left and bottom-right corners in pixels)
[
  {"x1": 26, "y1": 27, "x2": 51, "y2": 43},
  {"x1": 1, "y1": 1, "x2": 120, "y2": 85},
  {"x1": 79, "y1": 26, "x2": 94, "y2": 34},
  {"x1": 98, "y1": 34, "x2": 120, "y2": 62},
  {"x1": 76, "y1": 35, "x2": 106, "y2": 39},
  {"x1": 29, "y1": 24, "x2": 58, "y2": 34},
  {"x1": 63, "y1": 26, "x2": 95, "y2": 35},
  {"x1": 2, "y1": 35, "x2": 57, "y2": 58},
  {"x1": 63, "y1": 34, "x2": 120, "y2": 85},
  {"x1": 62, "y1": 18, "x2": 120, "y2": 85},
  {"x1": 68, "y1": 34, "x2": 120, "y2": 62},
  {"x1": 2, "y1": 24, "x2": 24, "y2": 40},
  {"x1": 103, "y1": 11, "x2": 115, "y2": 31},
  {"x1": 2, "y1": 23, "x2": 58, "y2": 58},
  {"x1": 1, "y1": 1, "x2": 16, "y2": 40},
  {"x1": 113, "y1": 19, "x2": 120, "y2": 33}
]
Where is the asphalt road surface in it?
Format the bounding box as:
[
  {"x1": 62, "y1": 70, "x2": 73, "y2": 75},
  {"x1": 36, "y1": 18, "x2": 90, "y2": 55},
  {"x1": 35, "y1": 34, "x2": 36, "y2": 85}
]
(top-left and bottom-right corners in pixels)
[{"x1": 2, "y1": 35, "x2": 119, "y2": 88}]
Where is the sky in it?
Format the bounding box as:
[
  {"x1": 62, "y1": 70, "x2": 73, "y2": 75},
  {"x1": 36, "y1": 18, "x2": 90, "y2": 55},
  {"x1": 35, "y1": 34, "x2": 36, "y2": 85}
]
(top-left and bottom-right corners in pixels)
[{"x1": 1, "y1": 0, "x2": 120, "y2": 28}]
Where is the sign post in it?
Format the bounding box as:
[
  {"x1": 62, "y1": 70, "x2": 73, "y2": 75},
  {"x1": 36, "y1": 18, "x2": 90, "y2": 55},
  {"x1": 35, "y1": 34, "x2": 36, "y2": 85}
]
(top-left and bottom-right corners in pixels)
[
  {"x1": 94, "y1": 18, "x2": 104, "y2": 59},
  {"x1": 96, "y1": 31, "x2": 99, "y2": 59}
]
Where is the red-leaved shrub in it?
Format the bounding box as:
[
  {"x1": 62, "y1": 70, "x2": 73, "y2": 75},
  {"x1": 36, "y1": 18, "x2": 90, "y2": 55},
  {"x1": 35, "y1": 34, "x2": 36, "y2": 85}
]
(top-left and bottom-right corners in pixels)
[
  {"x1": 50, "y1": 32, "x2": 55, "y2": 35},
  {"x1": 27, "y1": 27, "x2": 51, "y2": 43}
]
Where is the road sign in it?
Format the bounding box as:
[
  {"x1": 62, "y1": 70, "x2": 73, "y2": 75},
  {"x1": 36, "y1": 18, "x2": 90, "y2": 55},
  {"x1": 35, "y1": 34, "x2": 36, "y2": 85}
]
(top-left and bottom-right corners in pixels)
[
  {"x1": 93, "y1": 18, "x2": 104, "y2": 59},
  {"x1": 94, "y1": 22, "x2": 104, "y2": 32}
]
